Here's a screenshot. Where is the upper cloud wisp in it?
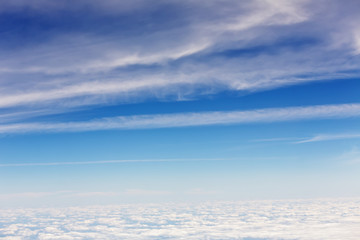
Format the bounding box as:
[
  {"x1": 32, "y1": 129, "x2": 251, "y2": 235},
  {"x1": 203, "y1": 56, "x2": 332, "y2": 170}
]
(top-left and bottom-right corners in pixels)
[
  {"x1": 0, "y1": 0, "x2": 360, "y2": 114},
  {"x1": 0, "y1": 103, "x2": 359, "y2": 134}
]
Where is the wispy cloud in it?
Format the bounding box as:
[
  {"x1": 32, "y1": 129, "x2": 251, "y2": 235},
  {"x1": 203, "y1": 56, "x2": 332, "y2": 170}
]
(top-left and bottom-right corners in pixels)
[
  {"x1": 251, "y1": 137, "x2": 305, "y2": 142},
  {"x1": 0, "y1": 0, "x2": 359, "y2": 115},
  {"x1": 0, "y1": 103, "x2": 359, "y2": 134},
  {"x1": 252, "y1": 132, "x2": 360, "y2": 144},
  {"x1": 297, "y1": 133, "x2": 360, "y2": 143},
  {"x1": 0, "y1": 0, "x2": 309, "y2": 74},
  {"x1": 0, "y1": 158, "x2": 231, "y2": 167}
]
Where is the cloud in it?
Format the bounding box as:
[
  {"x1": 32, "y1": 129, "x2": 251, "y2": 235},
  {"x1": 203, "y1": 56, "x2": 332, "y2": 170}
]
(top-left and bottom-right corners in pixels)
[
  {"x1": 0, "y1": 198, "x2": 359, "y2": 239},
  {"x1": 0, "y1": 0, "x2": 152, "y2": 14},
  {"x1": 0, "y1": 103, "x2": 359, "y2": 134},
  {"x1": 0, "y1": 0, "x2": 309, "y2": 73},
  {"x1": 0, "y1": 158, "x2": 229, "y2": 167},
  {"x1": 297, "y1": 133, "x2": 360, "y2": 143},
  {"x1": 251, "y1": 137, "x2": 305, "y2": 142},
  {"x1": 252, "y1": 132, "x2": 360, "y2": 144},
  {"x1": 0, "y1": 0, "x2": 359, "y2": 116},
  {"x1": 352, "y1": 30, "x2": 360, "y2": 55},
  {"x1": 0, "y1": 78, "x2": 187, "y2": 108}
]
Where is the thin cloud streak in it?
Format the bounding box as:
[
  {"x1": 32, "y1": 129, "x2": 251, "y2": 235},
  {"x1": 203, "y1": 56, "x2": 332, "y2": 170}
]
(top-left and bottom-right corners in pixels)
[
  {"x1": 252, "y1": 133, "x2": 360, "y2": 144},
  {"x1": 0, "y1": 158, "x2": 232, "y2": 167},
  {"x1": 297, "y1": 133, "x2": 360, "y2": 143},
  {"x1": 0, "y1": 103, "x2": 359, "y2": 134},
  {"x1": 251, "y1": 137, "x2": 305, "y2": 142}
]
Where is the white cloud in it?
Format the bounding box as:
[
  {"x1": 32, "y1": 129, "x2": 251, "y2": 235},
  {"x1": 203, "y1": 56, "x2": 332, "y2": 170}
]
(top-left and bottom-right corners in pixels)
[
  {"x1": 0, "y1": 0, "x2": 309, "y2": 75},
  {"x1": 353, "y1": 30, "x2": 360, "y2": 55},
  {"x1": 0, "y1": 103, "x2": 359, "y2": 134},
  {"x1": 297, "y1": 133, "x2": 360, "y2": 143},
  {"x1": 0, "y1": 77, "x2": 187, "y2": 108},
  {"x1": 252, "y1": 137, "x2": 305, "y2": 142},
  {"x1": 0, "y1": 158, "x2": 227, "y2": 167},
  {"x1": 0, "y1": 198, "x2": 359, "y2": 239},
  {"x1": 1, "y1": 0, "x2": 359, "y2": 114},
  {"x1": 252, "y1": 133, "x2": 360, "y2": 144}
]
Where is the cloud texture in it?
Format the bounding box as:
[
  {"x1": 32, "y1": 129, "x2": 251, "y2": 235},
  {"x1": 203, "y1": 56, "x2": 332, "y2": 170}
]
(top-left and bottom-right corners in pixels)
[
  {"x1": 0, "y1": 103, "x2": 359, "y2": 134},
  {"x1": 0, "y1": 198, "x2": 359, "y2": 239},
  {"x1": 0, "y1": 0, "x2": 360, "y2": 120}
]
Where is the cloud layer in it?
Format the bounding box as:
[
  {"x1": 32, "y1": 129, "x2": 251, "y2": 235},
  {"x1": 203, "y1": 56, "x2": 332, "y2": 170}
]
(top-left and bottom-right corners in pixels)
[{"x1": 0, "y1": 198, "x2": 359, "y2": 239}]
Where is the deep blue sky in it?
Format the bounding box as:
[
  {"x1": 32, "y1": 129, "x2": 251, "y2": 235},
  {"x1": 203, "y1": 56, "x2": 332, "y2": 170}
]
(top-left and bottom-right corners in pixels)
[{"x1": 0, "y1": 0, "x2": 360, "y2": 208}]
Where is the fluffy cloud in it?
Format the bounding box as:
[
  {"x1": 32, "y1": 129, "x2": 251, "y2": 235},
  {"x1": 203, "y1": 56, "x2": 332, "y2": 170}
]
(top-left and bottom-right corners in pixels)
[{"x1": 0, "y1": 198, "x2": 359, "y2": 239}]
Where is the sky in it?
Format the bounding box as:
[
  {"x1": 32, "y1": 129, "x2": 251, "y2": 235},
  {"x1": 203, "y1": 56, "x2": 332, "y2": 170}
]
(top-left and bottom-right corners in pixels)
[{"x1": 0, "y1": 0, "x2": 360, "y2": 208}]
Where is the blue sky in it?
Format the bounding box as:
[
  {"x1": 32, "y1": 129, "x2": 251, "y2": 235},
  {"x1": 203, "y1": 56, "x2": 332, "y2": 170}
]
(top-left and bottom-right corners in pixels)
[{"x1": 0, "y1": 0, "x2": 360, "y2": 208}]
